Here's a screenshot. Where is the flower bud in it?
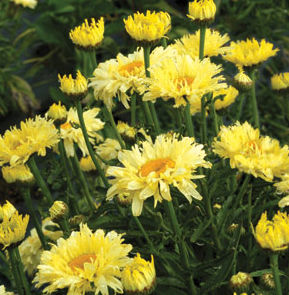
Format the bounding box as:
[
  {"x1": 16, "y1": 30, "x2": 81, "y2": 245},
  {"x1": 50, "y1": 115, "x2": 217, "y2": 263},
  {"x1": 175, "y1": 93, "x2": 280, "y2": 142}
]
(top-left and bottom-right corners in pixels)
[
  {"x1": 234, "y1": 71, "x2": 253, "y2": 91},
  {"x1": 69, "y1": 215, "x2": 87, "y2": 227},
  {"x1": 117, "y1": 193, "x2": 132, "y2": 206},
  {"x1": 260, "y1": 273, "x2": 275, "y2": 290},
  {"x1": 187, "y1": 0, "x2": 216, "y2": 25},
  {"x1": 49, "y1": 201, "x2": 69, "y2": 221},
  {"x1": 122, "y1": 253, "x2": 156, "y2": 295},
  {"x1": 46, "y1": 102, "x2": 67, "y2": 124},
  {"x1": 229, "y1": 272, "x2": 253, "y2": 292}
]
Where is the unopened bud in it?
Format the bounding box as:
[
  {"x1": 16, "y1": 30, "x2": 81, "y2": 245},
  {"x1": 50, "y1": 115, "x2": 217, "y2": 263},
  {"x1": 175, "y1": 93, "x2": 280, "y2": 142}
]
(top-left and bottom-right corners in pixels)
[
  {"x1": 49, "y1": 201, "x2": 69, "y2": 221},
  {"x1": 229, "y1": 272, "x2": 253, "y2": 292}
]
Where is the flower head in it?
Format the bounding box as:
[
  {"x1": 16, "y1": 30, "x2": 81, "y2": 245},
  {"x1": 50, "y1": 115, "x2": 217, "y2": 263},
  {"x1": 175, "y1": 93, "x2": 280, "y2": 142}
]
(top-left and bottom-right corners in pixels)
[
  {"x1": 60, "y1": 107, "x2": 104, "y2": 157},
  {"x1": 2, "y1": 164, "x2": 34, "y2": 184},
  {"x1": 213, "y1": 121, "x2": 289, "y2": 181},
  {"x1": 223, "y1": 38, "x2": 279, "y2": 68},
  {"x1": 49, "y1": 201, "x2": 69, "y2": 221},
  {"x1": 117, "y1": 121, "x2": 136, "y2": 140},
  {"x1": 214, "y1": 86, "x2": 239, "y2": 111},
  {"x1": 229, "y1": 272, "x2": 253, "y2": 292},
  {"x1": 271, "y1": 72, "x2": 289, "y2": 91},
  {"x1": 121, "y1": 253, "x2": 156, "y2": 295},
  {"x1": 0, "y1": 201, "x2": 29, "y2": 249},
  {"x1": 187, "y1": 0, "x2": 216, "y2": 23},
  {"x1": 90, "y1": 46, "x2": 175, "y2": 110},
  {"x1": 69, "y1": 18, "x2": 104, "y2": 50},
  {"x1": 234, "y1": 68, "x2": 253, "y2": 91},
  {"x1": 274, "y1": 174, "x2": 289, "y2": 194},
  {"x1": 143, "y1": 54, "x2": 226, "y2": 110},
  {"x1": 46, "y1": 102, "x2": 67, "y2": 122},
  {"x1": 173, "y1": 29, "x2": 230, "y2": 58},
  {"x1": 19, "y1": 218, "x2": 62, "y2": 277},
  {"x1": 254, "y1": 211, "x2": 289, "y2": 251},
  {"x1": 124, "y1": 11, "x2": 171, "y2": 42},
  {"x1": 0, "y1": 116, "x2": 59, "y2": 166},
  {"x1": 11, "y1": 0, "x2": 37, "y2": 9},
  {"x1": 107, "y1": 133, "x2": 211, "y2": 216},
  {"x1": 34, "y1": 224, "x2": 132, "y2": 295},
  {"x1": 58, "y1": 70, "x2": 88, "y2": 98},
  {"x1": 0, "y1": 285, "x2": 14, "y2": 295}
]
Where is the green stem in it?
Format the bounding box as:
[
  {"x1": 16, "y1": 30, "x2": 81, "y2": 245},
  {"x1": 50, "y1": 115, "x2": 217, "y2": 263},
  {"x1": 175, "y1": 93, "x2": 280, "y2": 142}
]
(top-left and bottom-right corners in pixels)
[
  {"x1": 201, "y1": 95, "x2": 207, "y2": 144},
  {"x1": 249, "y1": 71, "x2": 260, "y2": 129},
  {"x1": 28, "y1": 156, "x2": 53, "y2": 205},
  {"x1": 199, "y1": 25, "x2": 206, "y2": 60},
  {"x1": 143, "y1": 44, "x2": 160, "y2": 133},
  {"x1": 184, "y1": 103, "x2": 195, "y2": 137},
  {"x1": 103, "y1": 105, "x2": 126, "y2": 149},
  {"x1": 59, "y1": 218, "x2": 71, "y2": 239},
  {"x1": 14, "y1": 247, "x2": 31, "y2": 295},
  {"x1": 22, "y1": 187, "x2": 48, "y2": 250},
  {"x1": 133, "y1": 216, "x2": 157, "y2": 254},
  {"x1": 72, "y1": 152, "x2": 96, "y2": 211},
  {"x1": 131, "y1": 93, "x2": 137, "y2": 127},
  {"x1": 209, "y1": 96, "x2": 219, "y2": 136},
  {"x1": 58, "y1": 139, "x2": 80, "y2": 214},
  {"x1": 165, "y1": 201, "x2": 197, "y2": 295},
  {"x1": 8, "y1": 248, "x2": 23, "y2": 295},
  {"x1": 270, "y1": 253, "x2": 283, "y2": 295},
  {"x1": 75, "y1": 100, "x2": 109, "y2": 187},
  {"x1": 142, "y1": 101, "x2": 155, "y2": 127}
]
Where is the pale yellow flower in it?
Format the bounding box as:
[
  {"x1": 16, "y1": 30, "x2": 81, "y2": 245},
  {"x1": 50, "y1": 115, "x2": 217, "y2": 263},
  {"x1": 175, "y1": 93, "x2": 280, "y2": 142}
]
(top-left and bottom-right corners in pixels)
[
  {"x1": 223, "y1": 38, "x2": 279, "y2": 67},
  {"x1": 60, "y1": 107, "x2": 104, "y2": 157},
  {"x1": 58, "y1": 70, "x2": 88, "y2": 97},
  {"x1": 187, "y1": 0, "x2": 216, "y2": 22},
  {"x1": 34, "y1": 224, "x2": 132, "y2": 295},
  {"x1": 0, "y1": 285, "x2": 14, "y2": 295},
  {"x1": 213, "y1": 121, "x2": 289, "y2": 181},
  {"x1": 173, "y1": 29, "x2": 230, "y2": 58},
  {"x1": 275, "y1": 174, "x2": 289, "y2": 194},
  {"x1": 90, "y1": 46, "x2": 175, "y2": 110},
  {"x1": 2, "y1": 164, "x2": 34, "y2": 184},
  {"x1": 214, "y1": 86, "x2": 239, "y2": 110},
  {"x1": 121, "y1": 253, "x2": 156, "y2": 294},
  {"x1": 271, "y1": 72, "x2": 289, "y2": 91},
  {"x1": 107, "y1": 133, "x2": 211, "y2": 216},
  {"x1": 278, "y1": 196, "x2": 289, "y2": 209},
  {"x1": 11, "y1": 0, "x2": 37, "y2": 9},
  {"x1": 143, "y1": 54, "x2": 226, "y2": 109},
  {"x1": 19, "y1": 218, "x2": 62, "y2": 277},
  {"x1": 46, "y1": 102, "x2": 67, "y2": 122},
  {"x1": 0, "y1": 116, "x2": 59, "y2": 166},
  {"x1": 117, "y1": 121, "x2": 136, "y2": 139},
  {"x1": 70, "y1": 18, "x2": 104, "y2": 49},
  {"x1": 124, "y1": 10, "x2": 171, "y2": 42},
  {"x1": 0, "y1": 202, "x2": 29, "y2": 249},
  {"x1": 229, "y1": 272, "x2": 253, "y2": 291},
  {"x1": 254, "y1": 211, "x2": 289, "y2": 251},
  {"x1": 49, "y1": 201, "x2": 69, "y2": 221}
]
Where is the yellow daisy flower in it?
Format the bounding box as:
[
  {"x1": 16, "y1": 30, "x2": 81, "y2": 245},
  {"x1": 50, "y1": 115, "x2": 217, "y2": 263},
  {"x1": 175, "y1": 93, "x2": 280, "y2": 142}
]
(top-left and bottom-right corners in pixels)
[
  {"x1": 0, "y1": 285, "x2": 14, "y2": 295},
  {"x1": 143, "y1": 54, "x2": 226, "y2": 109},
  {"x1": 2, "y1": 164, "x2": 34, "y2": 184},
  {"x1": 60, "y1": 107, "x2": 104, "y2": 157},
  {"x1": 278, "y1": 195, "x2": 289, "y2": 209},
  {"x1": 58, "y1": 70, "x2": 88, "y2": 98},
  {"x1": 173, "y1": 29, "x2": 230, "y2": 58},
  {"x1": 90, "y1": 46, "x2": 175, "y2": 110},
  {"x1": 11, "y1": 0, "x2": 37, "y2": 9},
  {"x1": 254, "y1": 211, "x2": 289, "y2": 251},
  {"x1": 0, "y1": 202, "x2": 29, "y2": 249},
  {"x1": 213, "y1": 121, "x2": 289, "y2": 181},
  {"x1": 117, "y1": 121, "x2": 136, "y2": 139},
  {"x1": 124, "y1": 10, "x2": 171, "y2": 42},
  {"x1": 46, "y1": 101, "x2": 67, "y2": 122},
  {"x1": 223, "y1": 38, "x2": 279, "y2": 67},
  {"x1": 34, "y1": 223, "x2": 132, "y2": 295},
  {"x1": 0, "y1": 201, "x2": 16, "y2": 220},
  {"x1": 19, "y1": 218, "x2": 62, "y2": 277},
  {"x1": 271, "y1": 72, "x2": 289, "y2": 91},
  {"x1": 69, "y1": 18, "x2": 104, "y2": 50},
  {"x1": 187, "y1": 0, "x2": 216, "y2": 23},
  {"x1": 214, "y1": 86, "x2": 239, "y2": 110},
  {"x1": 121, "y1": 253, "x2": 156, "y2": 294},
  {"x1": 0, "y1": 116, "x2": 59, "y2": 166},
  {"x1": 107, "y1": 133, "x2": 211, "y2": 216},
  {"x1": 274, "y1": 174, "x2": 289, "y2": 194}
]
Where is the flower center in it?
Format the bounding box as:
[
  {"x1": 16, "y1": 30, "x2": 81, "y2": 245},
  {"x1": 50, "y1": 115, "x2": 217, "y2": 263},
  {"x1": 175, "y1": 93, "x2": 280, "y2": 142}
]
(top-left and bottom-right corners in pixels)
[
  {"x1": 139, "y1": 158, "x2": 175, "y2": 177},
  {"x1": 246, "y1": 140, "x2": 261, "y2": 154},
  {"x1": 119, "y1": 61, "x2": 144, "y2": 76},
  {"x1": 175, "y1": 76, "x2": 195, "y2": 90},
  {"x1": 68, "y1": 253, "x2": 96, "y2": 271},
  {"x1": 60, "y1": 122, "x2": 72, "y2": 130}
]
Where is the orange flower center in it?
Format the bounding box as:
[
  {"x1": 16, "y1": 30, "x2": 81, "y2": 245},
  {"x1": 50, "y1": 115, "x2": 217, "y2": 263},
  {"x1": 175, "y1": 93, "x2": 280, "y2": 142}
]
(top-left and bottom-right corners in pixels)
[
  {"x1": 175, "y1": 76, "x2": 195, "y2": 90},
  {"x1": 60, "y1": 122, "x2": 72, "y2": 130},
  {"x1": 119, "y1": 61, "x2": 144, "y2": 76},
  {"x1": 246, "y1": 140, "x2": 261, "y2": 154},
  {"x1": 68, "y1": 253, "x2": 96, "y2": 271},
  {"x1": 139, "y1": 158, "x2": 175, "y2": 177}
]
